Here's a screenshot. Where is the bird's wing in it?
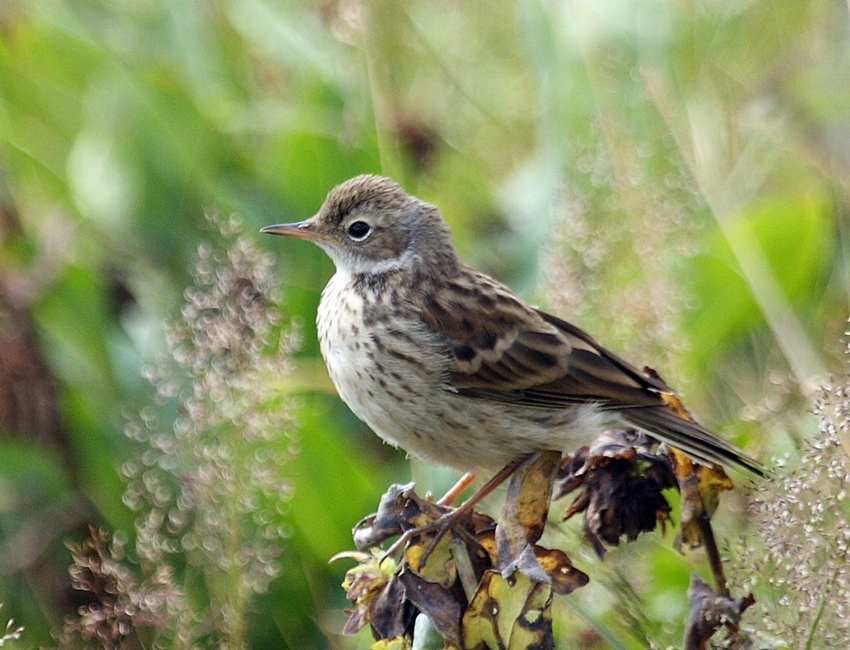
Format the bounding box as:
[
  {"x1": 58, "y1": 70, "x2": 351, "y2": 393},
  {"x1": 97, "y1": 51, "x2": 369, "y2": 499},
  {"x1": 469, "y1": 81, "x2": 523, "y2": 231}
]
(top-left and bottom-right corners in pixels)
[
  {"x1": 420, "y1": 269, "x2": 764, "y2": 476},
  {"x1": 420, "y1": 269, "x2": 668, "y2": 408}
]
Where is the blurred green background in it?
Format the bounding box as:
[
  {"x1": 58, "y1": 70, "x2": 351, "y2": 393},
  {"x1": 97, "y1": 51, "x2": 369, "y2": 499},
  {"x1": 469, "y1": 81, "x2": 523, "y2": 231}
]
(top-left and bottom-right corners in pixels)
[{"x1": 0, "y1": 0, "x2": 847, "y2": 648}]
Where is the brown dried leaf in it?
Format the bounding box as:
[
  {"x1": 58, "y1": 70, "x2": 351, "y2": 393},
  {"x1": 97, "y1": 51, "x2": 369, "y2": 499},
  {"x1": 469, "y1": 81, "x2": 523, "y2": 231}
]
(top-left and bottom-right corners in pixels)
[
  {"x1": 683, "y1": 573, "x2": 755, "y2": 650},
  {"x1": 342, "y1": 486, "x2": 490, "y2": 645},
  {"x1": 675, "y1": 457, "x2": 734, "y2": 550},
  {"x1": 479, "y1": 521, "x2": 587, "y2": 597},
  {"x1": 695, "y1": 463, "x2": 734, "y2": 514},
  {"x1": 677, "y1": 473, "x2": 704, "y2": 549},
  {"x1": 339, "y1": 551, "x2": 398, "y2": 635},
  {"x1": 369, "y1": 575, "x2": 416, "y2": 639},
  {"x1": 397, "y1": 568, "x2": 463, "y2": 647},
  {"x1": 354, "y1": 482, "x2": 451, "y2": 551},
  {"x1": 473, "y1": 521, "x2": 498, "y2": 565},
  {"x1": 532, "y1": 547, "x2": 589, "y2": 595},
  {"x1": 343, "y1": 609, "x2": 369, "y2": 637},
  {"x1": 558, "y1": 431, "x2": 675, "y2": 555},
  {"x1": 496, "y1": 451, "x2": 561, "y2": 572},
  {"x1": 342, "y1": 470, "x2": 584, "y2": 648},
  {"x1": 452, "y1": 532, "x2": 494, "y2": 603},
  {"x1": 463, "y1": 570, "x2": 554, "y2": 650},
  {"x1": 333, "y1": 552, "x2": 396, "y2": 634},
  {"x1": 404, "y1": 522, "x2": 457, "y2": 584}
]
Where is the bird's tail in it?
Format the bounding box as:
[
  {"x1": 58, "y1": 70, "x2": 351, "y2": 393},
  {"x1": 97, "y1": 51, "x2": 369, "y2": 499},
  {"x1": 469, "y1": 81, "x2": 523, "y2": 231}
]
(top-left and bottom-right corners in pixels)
[{"x1": 622, "y1": 406, "x2": 766, "y2": 478}]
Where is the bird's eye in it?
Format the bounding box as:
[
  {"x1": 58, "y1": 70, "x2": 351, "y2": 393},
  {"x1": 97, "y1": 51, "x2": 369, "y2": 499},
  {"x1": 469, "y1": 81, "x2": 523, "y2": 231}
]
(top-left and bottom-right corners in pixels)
[{"x1": 347, "y1": 220, "x2": 372, "y2": 241}]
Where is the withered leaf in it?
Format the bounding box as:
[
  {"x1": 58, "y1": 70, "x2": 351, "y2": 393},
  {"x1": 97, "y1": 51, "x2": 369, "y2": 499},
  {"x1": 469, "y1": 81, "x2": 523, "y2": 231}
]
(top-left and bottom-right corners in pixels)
[
  {"x1": 507, "y1": 544, "x2": 551, "y2": 586},
  {"x1": 558, "y1": 431, "x2": 675, "y2": 555},
  {"x1": 532, "y1": 547, "x2": 589, "y2": 595},
  {"x1": 404, "y1": 521, "x2": 457, "y2": 584},
  {"x1": 481, "y1": 523, "x2": 588, "y2": 596},
  {"x1": 353, "y1": 483, "x2": 416, "y2": 551},
  {"x1": 452, "y1": 533, "x2": 493, "y2": 603},
  {"x1": 474, "y1": 524, "x2": 497, "y2": 565},
  {"x1": 397, "y1": 568, "x2": 463, "y2": 647},
  {"x1": 496, "y1": 451, "x2": 561, "y2": 570},
  {"x1": 683, "y1": 573, "x2": 755, "y2": 650},
  {"x1": 677, "y1": 472, "x2": 704, "y2": 550},
  {"x1": 338, "y1": 551, "x2": 398, "y2": 635},
  {"x1": 339, "y1": 430, "x2": 745, "y2": 649},
  {"x1": 368, "y1": 575, "x2": 416, "y2": 640},
  {"x1": 463, "y1": 570, "x2": 554, "y2": 650},
  {"x1": 675, "y1": 461, "x2": 734, "y2": 550},
  {"x1": 343, "y1": 607, "x2": 368, "y2": 637},
  {"x1": 695, "y1": 463, "x2": 734, "y2": 515},
  {"x1": 354, "y1": 482, "x2": 452, "y2": 551}
]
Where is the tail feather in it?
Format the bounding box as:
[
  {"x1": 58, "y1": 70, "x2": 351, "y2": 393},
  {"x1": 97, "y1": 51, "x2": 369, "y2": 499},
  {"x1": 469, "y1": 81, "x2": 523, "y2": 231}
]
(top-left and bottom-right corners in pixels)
[{"x1": 623, "y1": 406, "x2": 766, "y2": 478}]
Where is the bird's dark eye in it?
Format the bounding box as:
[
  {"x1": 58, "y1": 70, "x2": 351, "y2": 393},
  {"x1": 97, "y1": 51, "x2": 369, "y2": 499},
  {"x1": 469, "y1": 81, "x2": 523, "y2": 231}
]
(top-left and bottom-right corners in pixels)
[{"x1": 347, "y1": 220, "x2": 372, "y2": 241}]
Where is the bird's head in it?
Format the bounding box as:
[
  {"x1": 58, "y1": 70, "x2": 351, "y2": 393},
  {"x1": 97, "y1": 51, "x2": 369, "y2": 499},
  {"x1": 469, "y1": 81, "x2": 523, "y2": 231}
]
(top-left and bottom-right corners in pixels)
[{"x1": 262, "y1": 175, "x2": 458, "y2": 275}]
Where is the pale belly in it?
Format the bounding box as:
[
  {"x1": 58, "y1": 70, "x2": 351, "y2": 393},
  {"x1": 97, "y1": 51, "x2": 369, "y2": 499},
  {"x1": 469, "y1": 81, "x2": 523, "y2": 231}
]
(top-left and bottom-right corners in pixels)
[{"x1": 317, "y1": 273, "x2": 613, "y2": 472}]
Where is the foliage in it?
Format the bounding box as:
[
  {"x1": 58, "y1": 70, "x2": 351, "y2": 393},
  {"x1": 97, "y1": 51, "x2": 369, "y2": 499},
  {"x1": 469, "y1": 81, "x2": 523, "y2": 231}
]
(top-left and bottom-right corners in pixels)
[
  {"x1": 339, "y1": 452, "x2": 587, "y2": 649},
  {"x1": 728, "y1": 371, "x2": 850, "y2": 648},
  {"x1": 57, "y1": 216, "x2": 299, "y2": 649},
  {"x1": 341, "y1": 438, "x2": 752, "y2": 649}
]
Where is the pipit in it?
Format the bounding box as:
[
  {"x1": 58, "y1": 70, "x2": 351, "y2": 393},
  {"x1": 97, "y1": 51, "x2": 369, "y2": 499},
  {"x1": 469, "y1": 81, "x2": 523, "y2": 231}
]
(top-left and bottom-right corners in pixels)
[{"x1": 262, "y1": 175, "x2": 763, "y2": 486}]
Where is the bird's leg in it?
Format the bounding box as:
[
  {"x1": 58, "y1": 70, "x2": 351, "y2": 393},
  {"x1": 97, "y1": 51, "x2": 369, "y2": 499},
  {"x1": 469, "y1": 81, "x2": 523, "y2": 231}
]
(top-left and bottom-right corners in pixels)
[
  {"x1": 442, "y1": 459, "x2": 522, "y2": 517},
  {"x1": 436, "y1": 471, "x2": 477, "y2": 506},
  {"x1": 384, "y1": 458, "x2": 525, "y2": 564}
]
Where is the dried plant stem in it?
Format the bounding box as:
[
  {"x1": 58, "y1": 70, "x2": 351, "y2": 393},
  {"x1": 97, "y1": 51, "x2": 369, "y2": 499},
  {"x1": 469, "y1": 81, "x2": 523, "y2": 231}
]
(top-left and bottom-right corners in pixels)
[{"x1": 698, "y1": 516, "x2": 728, "y2": 598}]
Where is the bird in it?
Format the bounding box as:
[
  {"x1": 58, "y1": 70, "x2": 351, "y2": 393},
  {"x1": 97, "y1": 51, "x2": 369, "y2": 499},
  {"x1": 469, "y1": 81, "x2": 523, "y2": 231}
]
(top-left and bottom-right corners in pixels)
[{"x1": 262, "y1": 174, "x2": 763, "y2": 480}]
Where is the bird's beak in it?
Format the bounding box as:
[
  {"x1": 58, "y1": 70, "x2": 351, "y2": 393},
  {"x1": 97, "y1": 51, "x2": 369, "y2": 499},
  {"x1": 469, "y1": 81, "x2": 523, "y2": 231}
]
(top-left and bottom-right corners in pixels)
[{"x1": 261, "y1": 219, "x2": 338, "y2": 244}]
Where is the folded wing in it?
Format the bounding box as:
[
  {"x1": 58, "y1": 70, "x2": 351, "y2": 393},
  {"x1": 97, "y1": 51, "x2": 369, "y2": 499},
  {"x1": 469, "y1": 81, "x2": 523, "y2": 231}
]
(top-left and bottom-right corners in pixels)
[{"x1": 421, "y1": 269, "x2": 764, "y2": 476}]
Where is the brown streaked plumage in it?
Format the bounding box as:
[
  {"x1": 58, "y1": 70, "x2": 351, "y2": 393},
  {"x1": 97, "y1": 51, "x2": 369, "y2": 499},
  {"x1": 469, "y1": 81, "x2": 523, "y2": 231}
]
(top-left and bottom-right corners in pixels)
[{"x1": 262, "y1": 174, "x2": 764, "y2": 477}]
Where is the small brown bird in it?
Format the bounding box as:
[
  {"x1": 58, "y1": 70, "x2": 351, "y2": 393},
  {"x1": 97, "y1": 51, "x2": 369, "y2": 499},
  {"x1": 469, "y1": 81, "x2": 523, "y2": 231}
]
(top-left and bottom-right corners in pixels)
[{"x1": 262, "y1": 175, "x2": 763, "y2": 478}]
